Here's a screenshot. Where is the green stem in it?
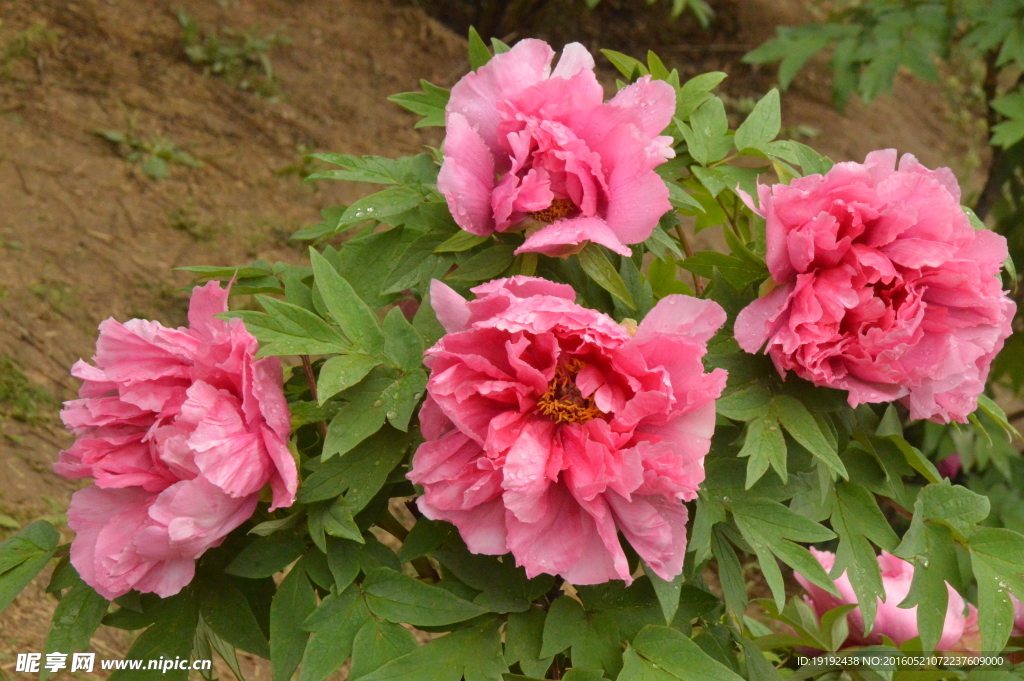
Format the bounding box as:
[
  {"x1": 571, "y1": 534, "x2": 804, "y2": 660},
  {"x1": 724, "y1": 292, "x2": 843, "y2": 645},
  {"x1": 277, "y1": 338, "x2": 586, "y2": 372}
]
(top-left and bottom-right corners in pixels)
[{"x1": 674, "y1": 225, "x2": 703, "y2": 295}]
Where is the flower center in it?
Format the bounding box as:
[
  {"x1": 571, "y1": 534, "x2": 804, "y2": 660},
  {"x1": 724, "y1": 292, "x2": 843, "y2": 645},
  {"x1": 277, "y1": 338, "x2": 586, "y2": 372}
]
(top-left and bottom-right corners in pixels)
[
  {"x1": 536, "y1": 358, "x2": 604, "y2": 425},
  {"x1": 527, "y1": 198, "x2": 576, "y2": 224}
]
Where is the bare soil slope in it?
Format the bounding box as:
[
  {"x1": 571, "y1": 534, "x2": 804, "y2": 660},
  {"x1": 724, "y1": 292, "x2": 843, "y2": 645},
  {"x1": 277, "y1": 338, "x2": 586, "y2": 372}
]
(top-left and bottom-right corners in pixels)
[{"x1": 0, "y1": 0, "x2": 976, "y2": 677}]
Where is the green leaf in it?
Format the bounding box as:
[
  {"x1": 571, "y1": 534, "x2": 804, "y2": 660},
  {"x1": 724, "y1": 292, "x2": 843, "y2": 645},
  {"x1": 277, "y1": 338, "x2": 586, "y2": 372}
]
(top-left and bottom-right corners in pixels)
[
  {"x1": 913, "y1": 480, "x2": 990, "y2": 539},
  {"x1": 434, "y1": 231, "x2": 490, "y2": 253},
  {"x1": 711, "y1": 526, "x2": 747, "y2": 618},
  {"x1": 310, "y1": 249, "x2": 385, "y2": 351},
  {"x1": 270, "y1": 562, "x2": 317, "y2": 681},
  {"x1": 388, "y1": 80, "x2": 450, "y2": 128},
  {"x1": 632, "y1": 625, "x2": 745, "y2": 681},
  {"x1": 109, "y1": 588, "x2": 199, "y2": 681},
  {"x1": 447, "y1": 245, "x2": 517, "y2": 282},
  {"x1": 731, "y1": 499, "x2": 837, "y2": 609},
  {"x1": 198, "y1": 578, "x2": 270, "y2": 658},
  {"x1": 382, "y1": 307, "x2": 425, "y2": 373},
  {"x1": 362, "y1": 567, "x2": 487, "y2": 626},
  {"x1": 737, "y1": 412, "x2": 787, "y2": 488},
  {"x1": 645, "y1": 561, "x2": 684, "y2": 624},
  {"x1": 715, "y1": 384, "x2": 771, "y2": 421},
  {"x1": 317, "y1": 353, "x2": 381, "y2": 405},
  {"x1": 773, "y1": 395, "x2": 847, "y2": 479},
  {"x1": 300, "y1": 427, "x2": 408, "y2": 504},
  {"x1": 307, "y1": 153, "x2": 437, "y2": 186},
  {"x1": 0, "y1": 521, "x2": 59, "y2": 613},
  {"x1": 359, "y1": 617, "x2": 508, "y2": 681},
  {"x1": 505, "y1": 608, "x2": 553, "y2": 678},
  {"x1": 601, "y1": 49, "x2": 648, "y2": 81},
  {"x1": 349, "y1": 617, "x2": 418, "y2": 680},
  {"x1": 397, "y1": 518, "x2": 451, "y2": 563},
  {"x1": 679, "y1": 97, "x2": 729, "y2": 166},
  {"x1": 41, "y1": 577, "x2": 107, "y2": 679},
  {"x1": 321, "y1": 372, "x2": 393, "y2": 460},
  {"x1": 468, "y1": 26, "x2": 492, "y2": 70},
  {"x1": 225, "y1": 532, "x2": 306, "y2": 579},
  {"x1": 830, "y1": 482, "x2": 899, "y2": 632},
  {"x1": 734, "y1": 89, "x2": 781, "y2": 151},
  {"x1": 300, "y1": 585, "x2": 372, "y2": 681},
  {"x1": 969, "y1": 528, "x2": 1024, "y2": 654},
  {"x1": 540, "y1": 595, "x2": 586, "y2": 658},
  {"x1": 679, "y1": 251, "x2": 766, "y2": 291},
  {"x1": 577, "y1": 243, "x2": 636, "y2": 310},
  {"x1": 676, "y1": 72, "x2": 727, "y2": 120},
  {"x1": 230, "y1": 297, "x2": 350, "y2": 357},
  {"x1": 491, "y1": 38, "x2": 510, "y2": 54},
  {"x1": 894, "y1": 521, "x2": 958, "y2": 652}
]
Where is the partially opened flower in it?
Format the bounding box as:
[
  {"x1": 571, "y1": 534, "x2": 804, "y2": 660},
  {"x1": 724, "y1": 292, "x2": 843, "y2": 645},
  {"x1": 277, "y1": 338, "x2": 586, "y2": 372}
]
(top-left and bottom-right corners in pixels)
[
  {"x1": 438, "y1": 39, "x2": 676, "y2": 258},
  {"x1": 796, "y1": 548, "x2": 967, "y2": 649},
  {"x1": 734, "y1": 150, "x2": 1015, "y2": 423},
  {"x1": 56, "y1": 282, "x2": 297, "y2": 599},
  {"x1": 408, "y1": 276, "x2": 726, "y2": 584}
]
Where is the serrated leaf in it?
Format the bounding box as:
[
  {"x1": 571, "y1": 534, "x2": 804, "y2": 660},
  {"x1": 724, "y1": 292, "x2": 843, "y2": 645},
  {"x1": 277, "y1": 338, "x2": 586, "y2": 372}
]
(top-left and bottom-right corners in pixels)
[
  {"x1": 311, "y1": 249, "x2": 384, "y2": 351},
  {"x1": 299, "y1": 585, "x2": 371, "y2": 681},
  {"x1": 388, "y1": 80, "x2": 450, "y2": 128},
  {"x1": 773, "y1": 395, "x2": 847, "y2": 479},
  {"x1": 738, "y1": 413, "x2": 787, "y2": 488}
]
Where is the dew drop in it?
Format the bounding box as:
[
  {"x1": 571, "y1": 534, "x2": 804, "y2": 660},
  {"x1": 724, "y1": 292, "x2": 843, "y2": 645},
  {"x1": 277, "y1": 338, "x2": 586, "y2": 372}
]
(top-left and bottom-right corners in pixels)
[{"x1": 372, "y1": 400, "x2": 383, "y2": 408}]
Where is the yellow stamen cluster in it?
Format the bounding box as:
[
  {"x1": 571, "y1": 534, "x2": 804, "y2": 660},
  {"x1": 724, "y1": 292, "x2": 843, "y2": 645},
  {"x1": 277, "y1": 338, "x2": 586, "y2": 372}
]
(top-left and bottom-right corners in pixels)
[
  {"x1": 536, "y1": 358, "x2": 604, "y2": 425},
  {"x1": 528, "y1": 198, "x2": 576, "y2": 224}
]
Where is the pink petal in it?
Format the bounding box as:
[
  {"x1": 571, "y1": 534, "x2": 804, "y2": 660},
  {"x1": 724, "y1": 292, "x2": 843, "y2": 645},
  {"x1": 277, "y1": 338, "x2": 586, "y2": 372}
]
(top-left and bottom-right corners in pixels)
[
  {"x1": 515, "y1": 216, "x2": 632, "y2": 257},
  {"x1": 438, "y1": 113, "x2": 497, "y2": 235}
]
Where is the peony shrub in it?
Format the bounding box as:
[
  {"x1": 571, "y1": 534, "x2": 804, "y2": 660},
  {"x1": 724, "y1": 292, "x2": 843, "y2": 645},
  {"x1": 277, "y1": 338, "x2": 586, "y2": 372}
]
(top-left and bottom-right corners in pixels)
[{"x1": 0, "y1": 34, "x2": 1021, "y2": 681}]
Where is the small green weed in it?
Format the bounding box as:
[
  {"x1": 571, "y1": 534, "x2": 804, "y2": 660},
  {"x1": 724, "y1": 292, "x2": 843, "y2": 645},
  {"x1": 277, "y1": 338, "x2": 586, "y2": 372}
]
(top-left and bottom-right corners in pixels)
[
  {"x1": 274, "y1": 143, "x2": 327, "y2": 181},
  {"x1": 168, "y1": 204, "x2": 216, "y2": 241},
  {"x1": 0, "y1": 21, "x2": 58, "y2": 74},
  {"x1": 94, "y1": 114, "x2": 203, "y2": 180},
  {"x1": 177, "y1": 10, "x2": 290, "y2": 97},
  {"x1": 0, "y1": 354, "x2": 57, "y2": 425}
]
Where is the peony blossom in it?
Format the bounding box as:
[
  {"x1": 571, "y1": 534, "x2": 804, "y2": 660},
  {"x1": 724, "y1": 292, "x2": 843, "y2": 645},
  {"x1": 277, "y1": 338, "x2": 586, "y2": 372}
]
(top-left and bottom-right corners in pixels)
[
  {"x1": 55, "y1": 282, "x2": 297, "y2": 599},
  {"x1": 438, "y1": 39, "x2": 676, "y2": 258},
  {"x1": 734, "y1": 150, "x2": 1015, "y2": 423},
  {"x1": 408, "y1": 276, "x2": 726, "y2": 584},
  {"x1": 796, "y1": 548, "x2": 967, "y2": 649}
]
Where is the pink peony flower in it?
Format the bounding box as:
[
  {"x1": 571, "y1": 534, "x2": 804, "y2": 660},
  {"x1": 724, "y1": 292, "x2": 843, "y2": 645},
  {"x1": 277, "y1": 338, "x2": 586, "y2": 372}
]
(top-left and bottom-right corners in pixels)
[
  {"x1": 55, "y1": 282, "x2": 298, "y2": 599},
  {"x1": 796, "y1": 548, "x2": 967, "y2": 649},
  {"x1": 438, "y1": 39, "x2": 676, "y2": 258},
  {"x1": 734, "y1": 150, "x2": 1015, "y2": 423},
  {"x1": 408, "y1": 276, "x2": 726, "y2": 584}
]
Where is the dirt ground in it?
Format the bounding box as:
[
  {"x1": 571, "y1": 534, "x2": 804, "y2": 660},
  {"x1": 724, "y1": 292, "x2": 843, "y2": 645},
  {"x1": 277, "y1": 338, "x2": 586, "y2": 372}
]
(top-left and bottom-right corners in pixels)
[{"x1": 0, "y1": 0, "x2": 980, "y2": 678}]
